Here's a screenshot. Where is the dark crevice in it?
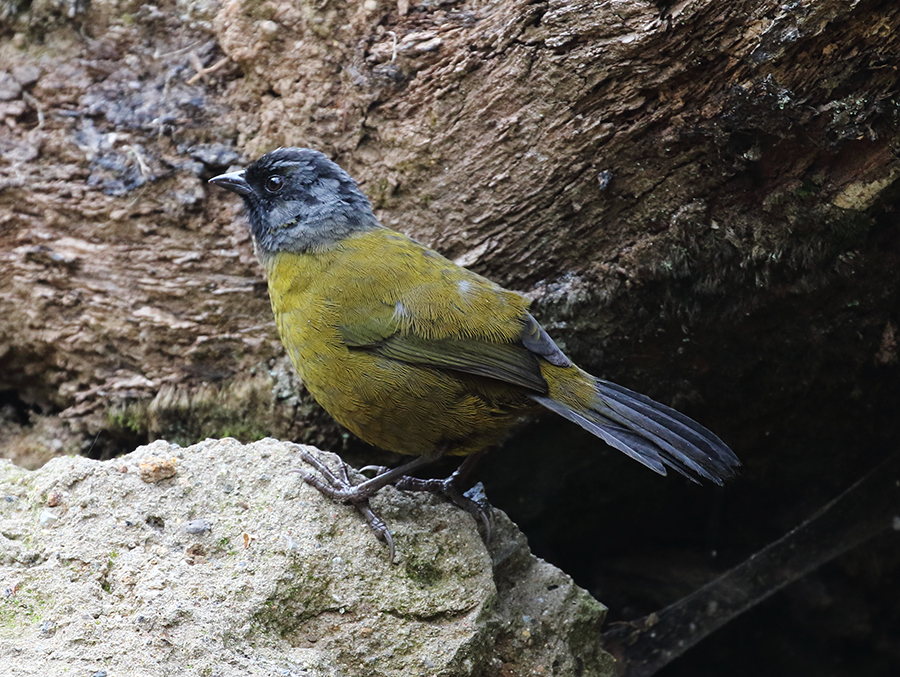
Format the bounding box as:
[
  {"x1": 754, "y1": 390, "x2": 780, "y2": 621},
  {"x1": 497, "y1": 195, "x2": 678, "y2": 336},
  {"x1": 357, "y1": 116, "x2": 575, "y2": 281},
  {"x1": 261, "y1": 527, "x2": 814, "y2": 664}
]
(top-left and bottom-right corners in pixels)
[{"x1": 0, "y1": 390, "x2": 32, "y2": 425}]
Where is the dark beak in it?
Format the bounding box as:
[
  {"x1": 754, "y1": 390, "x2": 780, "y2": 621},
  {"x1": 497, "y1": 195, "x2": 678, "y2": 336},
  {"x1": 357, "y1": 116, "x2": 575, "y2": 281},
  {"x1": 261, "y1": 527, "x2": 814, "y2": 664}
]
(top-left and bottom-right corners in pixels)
[{"x1": 209, "y1": 170, "x2": 252, "y2": 197}]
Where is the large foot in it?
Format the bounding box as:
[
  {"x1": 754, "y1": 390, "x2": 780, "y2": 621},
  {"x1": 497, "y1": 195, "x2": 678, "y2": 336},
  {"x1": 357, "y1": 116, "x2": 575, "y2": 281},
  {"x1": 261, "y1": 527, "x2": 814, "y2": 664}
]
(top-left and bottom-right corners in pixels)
[
  {"x1": 290, "y1": 449, "x2": 397, "y2": 561},
  {"x1": 361, "y1": 452, "x2": 492, "y2": 541},
  {"x1": 395, "y1": 475, "x2": 493, "y2": 541},
  {"x1": 290, "y1": 447, "x2": 439, "y2": 562}
]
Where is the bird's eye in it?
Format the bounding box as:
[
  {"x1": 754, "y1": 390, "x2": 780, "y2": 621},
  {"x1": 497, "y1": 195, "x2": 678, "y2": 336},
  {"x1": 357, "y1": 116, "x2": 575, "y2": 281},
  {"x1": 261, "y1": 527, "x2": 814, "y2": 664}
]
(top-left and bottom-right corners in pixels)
[{"x1": 265, "y1": 175, "x2": 284, "y2": 193}]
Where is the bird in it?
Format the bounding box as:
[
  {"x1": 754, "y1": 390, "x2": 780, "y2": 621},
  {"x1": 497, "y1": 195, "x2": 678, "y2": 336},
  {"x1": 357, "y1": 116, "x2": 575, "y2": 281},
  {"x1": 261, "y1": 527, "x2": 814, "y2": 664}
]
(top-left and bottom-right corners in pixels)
[{"x1": 209, "y1": 147, "x2": 740, "y2": 558}]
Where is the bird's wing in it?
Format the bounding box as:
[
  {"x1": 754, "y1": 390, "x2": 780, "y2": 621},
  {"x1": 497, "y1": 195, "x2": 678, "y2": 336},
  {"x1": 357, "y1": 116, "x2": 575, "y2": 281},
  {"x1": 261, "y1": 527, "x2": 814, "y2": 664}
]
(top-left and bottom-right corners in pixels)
[
  {"x1": 340, "y1": 317, "x2": 551, "y2": 393},
  {"x1": 329, "y1": 230, "x2": 572, "y2": 393}
]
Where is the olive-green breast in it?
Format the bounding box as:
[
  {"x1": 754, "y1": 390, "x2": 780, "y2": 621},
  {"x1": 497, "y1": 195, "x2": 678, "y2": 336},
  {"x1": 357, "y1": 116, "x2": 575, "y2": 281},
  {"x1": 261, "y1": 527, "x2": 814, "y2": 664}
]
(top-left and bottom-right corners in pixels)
[{"x1": 261, "y1": 228, "x2": 539, "y2": 456}]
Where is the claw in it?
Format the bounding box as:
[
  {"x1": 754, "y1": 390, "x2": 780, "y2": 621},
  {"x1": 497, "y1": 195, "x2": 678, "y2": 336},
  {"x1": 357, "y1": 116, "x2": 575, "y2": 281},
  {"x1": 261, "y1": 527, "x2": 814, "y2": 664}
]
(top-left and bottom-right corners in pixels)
[
  {"x1": 463, "y1": 482, "x2": 494, "y2": 542},
  {"x1": 355, "y1": 500, "x2": 396, "y2": 562},
  {"x1": 392, "y1": 474, "x2": 493, "y2": 542},
  {"x1": 289, "y1": 452, "x2": 398, "y2": 561},
  {"x1": 288, "y1": 447, "x2": 489, "y2": 558},
  {"x1": 360, "y1": 464, "x2": 390, "y2": 476},
  {"x1": 288, "y1": 447, "x2": 438, "y2": 561}
]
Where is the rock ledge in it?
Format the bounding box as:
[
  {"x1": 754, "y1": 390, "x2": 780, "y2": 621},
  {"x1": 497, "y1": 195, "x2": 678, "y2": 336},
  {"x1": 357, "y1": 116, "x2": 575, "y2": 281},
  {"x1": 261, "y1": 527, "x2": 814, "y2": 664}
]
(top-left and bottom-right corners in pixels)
[{"x1": 0, "y1": 438, "x2": 613, "y2": 676}]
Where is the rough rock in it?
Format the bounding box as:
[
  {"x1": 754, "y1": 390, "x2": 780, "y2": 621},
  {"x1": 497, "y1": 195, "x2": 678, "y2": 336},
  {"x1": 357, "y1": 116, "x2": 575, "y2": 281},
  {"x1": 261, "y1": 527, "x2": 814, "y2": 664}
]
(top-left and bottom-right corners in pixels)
[{"x1": 0, "y1": 438, "x2": 614, "y2": 676}]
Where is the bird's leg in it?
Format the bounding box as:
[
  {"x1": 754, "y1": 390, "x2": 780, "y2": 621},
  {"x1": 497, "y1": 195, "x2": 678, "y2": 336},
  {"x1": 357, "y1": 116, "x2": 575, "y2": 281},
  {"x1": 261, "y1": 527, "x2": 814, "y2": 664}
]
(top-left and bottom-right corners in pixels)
[
  {"x1": 290, "y1": 446, "x2": 444, "y2": 562},
  {"x1": 362, "y1": 451, "x2": 492, "y2": 540}
]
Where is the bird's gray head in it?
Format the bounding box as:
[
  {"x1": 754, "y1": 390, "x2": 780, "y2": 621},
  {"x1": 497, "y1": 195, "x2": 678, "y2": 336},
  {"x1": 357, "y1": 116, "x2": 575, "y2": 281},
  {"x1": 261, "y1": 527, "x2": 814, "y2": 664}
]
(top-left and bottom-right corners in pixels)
[{"x1": 209, "y1": 147, "x2": 380, "y2": 255}]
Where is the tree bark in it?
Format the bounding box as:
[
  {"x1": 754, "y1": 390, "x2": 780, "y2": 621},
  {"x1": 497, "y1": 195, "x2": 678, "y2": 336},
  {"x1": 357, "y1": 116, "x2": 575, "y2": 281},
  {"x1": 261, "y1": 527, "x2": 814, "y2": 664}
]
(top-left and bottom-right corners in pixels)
[{"x1": 2, "y1": 0, "x2": 896, "y2": 456}]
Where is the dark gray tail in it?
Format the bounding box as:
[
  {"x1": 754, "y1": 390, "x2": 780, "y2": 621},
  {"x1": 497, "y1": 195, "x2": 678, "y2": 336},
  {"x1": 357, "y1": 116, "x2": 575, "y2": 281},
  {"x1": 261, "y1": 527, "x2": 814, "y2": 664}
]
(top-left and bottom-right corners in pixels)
[{"x1": 531, "y1": 378, "x2": 739, "y2": 484}]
